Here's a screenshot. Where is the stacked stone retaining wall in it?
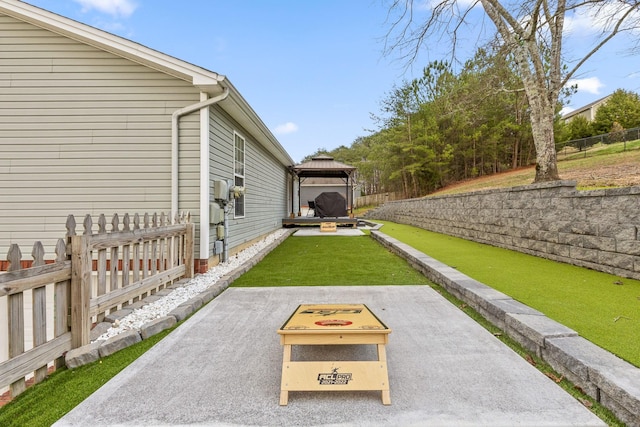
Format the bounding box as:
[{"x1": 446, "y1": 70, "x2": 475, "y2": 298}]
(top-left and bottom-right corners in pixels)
[{"x1": 366, "y1": 180, "x2": 640, "y2": 280}]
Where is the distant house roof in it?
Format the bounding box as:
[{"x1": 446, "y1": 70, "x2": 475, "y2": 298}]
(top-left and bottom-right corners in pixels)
[
  {"x1": 291, "y1": 155, "x2": 356, "y2": 179},
  {"x1": 562, "y1": 94, "x2": 613, "y2": 122},
  {"x1": 0, "y1": 0, "x2": 293, "y2": 166}
]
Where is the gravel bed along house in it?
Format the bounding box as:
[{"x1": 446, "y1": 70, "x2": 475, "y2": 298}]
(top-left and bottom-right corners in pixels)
[{"x1": 93, "y1": 228, "x2": 289, "y2": 342}]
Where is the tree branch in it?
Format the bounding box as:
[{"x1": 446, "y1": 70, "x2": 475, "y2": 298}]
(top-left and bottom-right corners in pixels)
[{"x1": 561, "y1": 1, "x2": 640, "y2": 87}]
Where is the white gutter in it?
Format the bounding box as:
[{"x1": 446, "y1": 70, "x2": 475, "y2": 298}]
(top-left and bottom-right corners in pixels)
[{"x1": 171, "y1": 87, "x2": 230, "y2": 218}]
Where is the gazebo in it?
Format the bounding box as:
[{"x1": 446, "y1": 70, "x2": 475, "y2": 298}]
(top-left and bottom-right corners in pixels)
[{"x1": 283, "y1": 155, "x2": 357, "y2": 227}]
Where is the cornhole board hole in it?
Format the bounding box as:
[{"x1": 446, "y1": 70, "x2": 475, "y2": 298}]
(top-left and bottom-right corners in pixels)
[{"x1": 278, "y1": 304, "x2": 391, "y2": 405}]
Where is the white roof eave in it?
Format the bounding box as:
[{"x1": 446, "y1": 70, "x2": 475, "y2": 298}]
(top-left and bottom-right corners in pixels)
[{"x1": 220, "y1": 84, "x2": 294, "y2": 166}]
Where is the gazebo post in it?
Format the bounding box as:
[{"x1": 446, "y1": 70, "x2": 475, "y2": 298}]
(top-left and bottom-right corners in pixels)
[
  {"x1": 345, "y1": 176, "x2": 350, "y2": 216},
  {"x1": 349, "y1": 172, "x2": 354, "y2": 217},
  {"x1": 289, "y1": 173, "x2": 295, "y2": 218},
  {"x1": 297, "y1": 175, "x2": 302, "y2": 216}
]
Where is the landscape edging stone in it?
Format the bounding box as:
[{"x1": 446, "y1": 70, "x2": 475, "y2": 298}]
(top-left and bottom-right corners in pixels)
[{"x1": 370, "y1": 228, "x2": 640, "y2": 426}]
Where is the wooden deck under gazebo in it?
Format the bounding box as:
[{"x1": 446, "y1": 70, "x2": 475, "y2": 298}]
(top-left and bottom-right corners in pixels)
[{"x1": 281, "y1": 216, "x2": 358, "y2": 228}]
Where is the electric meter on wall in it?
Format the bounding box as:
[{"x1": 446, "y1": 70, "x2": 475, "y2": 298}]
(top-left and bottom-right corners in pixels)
[{"x1": 213, "y1": 180, "x2": 229, "y2": 201}]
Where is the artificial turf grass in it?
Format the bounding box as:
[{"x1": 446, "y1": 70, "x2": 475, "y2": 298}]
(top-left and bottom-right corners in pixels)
[
  {"x1": 231, "y1": 235, "x2": 432, "y2": 287},
  {"x1": 375, "y1": 221, "x2": 640, "y2": 368},
  {"x1": 0, "y1": 327, "x2": 175, "y2": 427},
  {"x1": 426, "y1": 280, "x2": 624, "y2": 426}
]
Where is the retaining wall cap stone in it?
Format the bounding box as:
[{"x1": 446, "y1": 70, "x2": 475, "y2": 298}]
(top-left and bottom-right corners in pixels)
[
  {"x1": 104, "y1": 308, "x2": 134, "y2": 323},
  {"x1": 126, "y1": 300, "x2": 147, "y2": 310},
  {"x1": 506, "y1": 313, "x2": 578, "y2": 347},
  {"x1": 90, "y1": 322, "x2": 112, "y2": 341},
  {"x1": 98, "y1": 330, "x2": 141, "y2": 358},
  {"x1": 140, "y1": 316, "x2": 177, "y2": 340},
  {"x1": 488, "y1": 299, "x2": 545, "y2": 317},
  {"x1": 65, "y1": 341, "x2": 102, "y2": 369},
  {"x1": 168, "y1": 305, "x2": 193, "y2": 322}
]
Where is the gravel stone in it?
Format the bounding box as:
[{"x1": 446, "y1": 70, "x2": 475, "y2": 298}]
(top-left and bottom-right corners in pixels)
[{"x1": 92, "y1": 229, "x2": 288, "y2": 342}]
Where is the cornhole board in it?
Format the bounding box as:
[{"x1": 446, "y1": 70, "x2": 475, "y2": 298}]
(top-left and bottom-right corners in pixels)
[
  {"x1": 277, "y1": 303, "x2": 391, "y2": 405},
  {"x1": 320, "y1": 221, "x2": 337, "y2": 232}
]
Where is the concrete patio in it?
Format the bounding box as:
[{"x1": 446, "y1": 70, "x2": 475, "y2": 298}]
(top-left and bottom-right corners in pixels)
[{"x1": 55, "y1": 285, "x2": 604, "y2": 426}]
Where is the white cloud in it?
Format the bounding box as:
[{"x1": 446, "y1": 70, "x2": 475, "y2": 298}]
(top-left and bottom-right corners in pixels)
[
  {"x1": 73, "y1": 0, "x2": 137, "y2": 18},
  {"x1": 566, "y1": 77, "x2": 604, "y2": 95},
  {"x1": 274, "y1": 122, "x2": 299, "y2": 135},
  {"x1": 97, "y1": 19, "x2": 126, "y2": 33},
  {"x1": 564, "y1": 3, "x2": 640, "y2": 36}
]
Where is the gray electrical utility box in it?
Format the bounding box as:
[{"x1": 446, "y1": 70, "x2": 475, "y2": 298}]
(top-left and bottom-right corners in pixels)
[
  {"x1": 209, "y1": 202, "x2": 224, "y2": 224},
  {"x1": 213, "y1": 180, "x2": 229, "y2": 201}
]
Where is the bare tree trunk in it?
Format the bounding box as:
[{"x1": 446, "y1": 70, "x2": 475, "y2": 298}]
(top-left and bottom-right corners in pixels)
[
  {"x1": 480, "y1": 0, "x2": 563, "y2": 182},
  {"x1": 512, "y1": 92, "x2": 521, "y2": 170},
  {"x1": 511, "y1": 138, "x2": 519, "y2": 169},
  {"x1": 528, "y1": 91, "x2": 560, "y2": 181}
]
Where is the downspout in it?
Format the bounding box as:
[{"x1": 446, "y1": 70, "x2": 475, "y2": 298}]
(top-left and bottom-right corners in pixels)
[{"x1": 171, "y1": 87, "x2": 230, "y2": 218}]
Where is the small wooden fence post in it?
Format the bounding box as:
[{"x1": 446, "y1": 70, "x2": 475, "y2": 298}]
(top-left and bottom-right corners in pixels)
[
  {"x1": 70, "y1": 232, "x2": 91, "y2": 348},
  {"x1": 54, "y1": 238, "x2": 70, "y2": 369},
  {"x1": 31, "y1": 242, "x2": 48, "y2": 384},
  {"x1": 7, "y1": 244, "x2": 26, "y2": 397},
  {"x1": 184, "y1": 219, "x2": 195, "y2": 279}
]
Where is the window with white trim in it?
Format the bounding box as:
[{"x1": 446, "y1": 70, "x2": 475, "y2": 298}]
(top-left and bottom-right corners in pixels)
[{"x1": 234, "y1": 133, "x2": 245, "y2": 217}]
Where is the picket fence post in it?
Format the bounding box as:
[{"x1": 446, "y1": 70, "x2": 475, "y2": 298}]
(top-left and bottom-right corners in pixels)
[{"x1": 69, "y1": 215, "x2": 92, "y2": 348}]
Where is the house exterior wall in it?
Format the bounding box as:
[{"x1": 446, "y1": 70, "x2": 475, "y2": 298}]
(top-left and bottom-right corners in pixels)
[
  {"x1": 563, "y1": 95, "x2": 612, "y2": 123},
  {"x1": 177, "y1": 112, "x2": 203, "y2": 254},
  {"x1": 0, "y1": 14, "x2": 202, "y2": 254},
  {"x1": 208, "y1": 107, "x2": 290, "y2": 259}
]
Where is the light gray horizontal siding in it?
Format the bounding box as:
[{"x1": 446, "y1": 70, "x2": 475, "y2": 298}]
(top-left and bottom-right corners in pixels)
[
  {"x1": 207, "y1": 107, "x2": 234, "y2": 256},
  {"x1": 207, "y1": 108, "x2": 290, "y2": 256},
  {"x1": 177, "y1": 114, "x2": 202, "y2": 253},
  {"x1": 0, "y1": 14, "x2": 202, "y2": 255}
]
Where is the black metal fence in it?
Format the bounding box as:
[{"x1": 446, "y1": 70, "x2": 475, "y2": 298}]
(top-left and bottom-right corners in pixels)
[{"x1": 556, "y1": 126, "x2": 640, "y2": 156}]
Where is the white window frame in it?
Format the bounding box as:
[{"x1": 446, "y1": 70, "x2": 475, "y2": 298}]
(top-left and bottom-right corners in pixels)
[{"x1": 233, "y1": 132, "x2": 246, "y2": 218}]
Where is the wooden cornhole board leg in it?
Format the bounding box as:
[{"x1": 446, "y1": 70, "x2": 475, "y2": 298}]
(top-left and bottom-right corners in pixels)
[
  {"x1": 279, "y1": 343, "x2": 390, "y2": 405},
  {"x1": 378, "y1": 344, "x2": 391, "y2": 405},
  {"x1": 279, "y1": 344, "x2": 291, "y2": 406}
]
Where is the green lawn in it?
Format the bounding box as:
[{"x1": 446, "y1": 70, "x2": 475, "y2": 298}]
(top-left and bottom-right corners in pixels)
[
  {"x1": 375, "y1": 221, "x2": 640, "y2": 367},
  {"x1": 0, "y1": 327, "x2": 174, "y2": 427},
  {"x1": 231, "y1": 235, "x2": 431, "y2": 287}
]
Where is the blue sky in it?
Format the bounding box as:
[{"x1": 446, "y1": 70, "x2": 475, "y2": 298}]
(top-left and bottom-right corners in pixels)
[{"x1": 19, "y1": 0, "x2": 640, "y2": 163}]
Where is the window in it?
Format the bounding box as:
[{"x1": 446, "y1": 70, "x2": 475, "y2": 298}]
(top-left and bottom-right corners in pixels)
[{"x1": 234, "y1": 133, "x2": 245, "y2": 217}]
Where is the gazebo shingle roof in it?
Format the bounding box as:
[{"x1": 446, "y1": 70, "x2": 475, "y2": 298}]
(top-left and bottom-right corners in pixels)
[{"x1": 291, "y1": 155, "x2": 356, "y2": 178}]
